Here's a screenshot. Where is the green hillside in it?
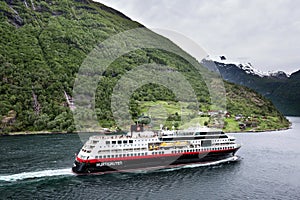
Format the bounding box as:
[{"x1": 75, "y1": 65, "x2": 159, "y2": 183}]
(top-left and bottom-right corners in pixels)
[{"x1": 0, "y1": 0, "x2": 289, "y2": 134}]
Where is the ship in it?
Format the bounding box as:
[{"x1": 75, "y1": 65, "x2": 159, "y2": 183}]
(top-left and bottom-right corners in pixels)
[{"x1": 72, "y1": 127, "x2": 241, "y2": 174}]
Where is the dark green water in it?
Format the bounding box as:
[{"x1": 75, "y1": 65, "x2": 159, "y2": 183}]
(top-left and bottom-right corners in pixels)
[{"x1": 0, "y1": 117, "x2": 299, "y2": 200}]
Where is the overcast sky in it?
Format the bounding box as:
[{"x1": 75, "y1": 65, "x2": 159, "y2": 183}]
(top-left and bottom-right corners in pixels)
[{"x1": 96, "y1": 0, "x2": 300, "y2": 74}]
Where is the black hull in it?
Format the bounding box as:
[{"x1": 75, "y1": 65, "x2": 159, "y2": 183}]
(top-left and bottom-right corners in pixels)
[{"x1": 72, "y1": 148, "x2": 239, "y2": 174}]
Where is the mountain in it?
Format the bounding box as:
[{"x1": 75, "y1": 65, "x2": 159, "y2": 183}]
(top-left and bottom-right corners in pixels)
[
  {"x1": 0, "y1": 0, "x2": 289, "y2": 134},
  {"x1": 204, "y1": 56, "x2": 300, "y2": 116}
]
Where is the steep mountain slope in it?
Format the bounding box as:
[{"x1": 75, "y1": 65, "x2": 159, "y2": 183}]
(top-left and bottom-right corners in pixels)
[
  {"x1": 270, "y1": 70, "x2": 300, "y2": 115},
  {"x1": 0, "y1": 0, "x2": 289, "y2": 133},
  {"x1": 204, "y1": 56, "x2": 300, "y2": 116}
]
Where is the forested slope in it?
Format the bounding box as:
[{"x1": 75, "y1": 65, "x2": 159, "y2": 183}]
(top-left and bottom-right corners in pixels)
[{"x1": 0, "y1": 0, "x2": 289, "y2": 133}]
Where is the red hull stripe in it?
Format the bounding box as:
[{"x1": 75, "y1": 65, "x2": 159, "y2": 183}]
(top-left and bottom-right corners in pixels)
[
  {"x1": 76, "y1": 147, "x2": 239, "y2": 164},
  {"x1": 73, "y1": 159, "x2": 228, "y2": 176}
]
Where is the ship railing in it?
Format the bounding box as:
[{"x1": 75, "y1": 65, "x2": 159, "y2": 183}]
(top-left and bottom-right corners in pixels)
[{"x1": 89, "y1": 134, "x2": 158, "y2": 141}]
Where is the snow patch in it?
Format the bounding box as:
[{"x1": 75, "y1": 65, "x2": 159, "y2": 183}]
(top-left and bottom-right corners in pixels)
[{"x1": 204, "y1": 55, "x2": 290, "y2": 78}]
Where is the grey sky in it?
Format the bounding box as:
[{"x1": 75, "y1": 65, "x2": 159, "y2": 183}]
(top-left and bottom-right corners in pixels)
[{"x1": 96, "y1": 0, "x2": 300, "y2": 74}]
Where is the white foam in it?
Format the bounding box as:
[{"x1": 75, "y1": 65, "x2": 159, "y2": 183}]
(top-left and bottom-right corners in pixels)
[
  {"x1": 182, "y1": 155, "x2": 239, "y2": 168},
  {"x1": 160, "y1": 156, "x2": 240, "y2": 172},
  {"x1": 0, "y1": 157, "x2": 240, "y2": 181},
  {"x1": 0, "y1": 168, "x2": 73, "y2": 182}
]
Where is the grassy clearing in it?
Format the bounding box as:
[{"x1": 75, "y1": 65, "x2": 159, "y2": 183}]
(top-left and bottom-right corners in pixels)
[{"x1": 139, "y1": 101, "x2": 208, "y2": 129}]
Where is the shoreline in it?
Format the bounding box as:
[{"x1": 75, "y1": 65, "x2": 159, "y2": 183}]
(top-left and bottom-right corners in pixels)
[
  {"x1": 0, "y1": 126, "x2": 291, "y2": 136},
  {"x1": 1, "y1": 131, "x2": 74, "y2": 136},
  {"x1": 225, "y1": 126, "x2": 291, "y2": 134}
]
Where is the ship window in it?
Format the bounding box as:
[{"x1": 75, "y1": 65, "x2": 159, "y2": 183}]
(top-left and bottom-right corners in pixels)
[
  {"x1": 111, "y1": 155, "x2": 114, "y2": 158},
  {"x1": 103, "y1": 155, "x2": 106, "y2": 158},
  {"x1": 131, "y1": 154, "x2": 133, "y2": 156},
  {"x1": 112, "y1": 141, "x2": 116, "y2": 144},
  {"x1": 107, "y1": 155, "x2": 110, "y2": 158},
  {"x1": 99, "y1": 156, "x2": 102, "y2": 158},
  {"x1": 123, "y1": 140, "x2": 128, "y2": 144},
  {"x1": 138, "y1": 153, "x2": 140, "y2": 156},
  {"x1": 106, "y1": 141, "x2": 110, "y2": 145},
  {"x1": 129, "y1": 140, "x2": 133, "y2": 143},
  {"x1": 118, "y1": 140, "x2": 122, "y2": 144}
]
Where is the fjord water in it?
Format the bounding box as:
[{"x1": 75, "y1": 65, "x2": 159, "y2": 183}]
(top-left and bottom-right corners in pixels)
[{"x1": 0, "y1": 117, "x2": 299, "y2": 200}]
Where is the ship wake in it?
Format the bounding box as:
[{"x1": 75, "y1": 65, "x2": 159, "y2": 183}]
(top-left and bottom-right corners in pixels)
[
  {"x1": 157, "y1": 155, "x2": 241, "y2": 172},
  {"x1": 126, "y1": 155, "x2": 241, "y2": 174},
  {"x1": 0, "y1": 156, "x2": 241, "y2": 182},
  {"x1": 0, "y1": 168, "x2": 73, "y2": 182}
]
